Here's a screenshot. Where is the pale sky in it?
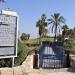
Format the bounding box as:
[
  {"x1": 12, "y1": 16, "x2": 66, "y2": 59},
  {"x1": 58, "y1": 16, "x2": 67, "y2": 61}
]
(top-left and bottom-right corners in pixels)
[{"x1": 0, "y1": 0, "x2": 75, "y2": 38}]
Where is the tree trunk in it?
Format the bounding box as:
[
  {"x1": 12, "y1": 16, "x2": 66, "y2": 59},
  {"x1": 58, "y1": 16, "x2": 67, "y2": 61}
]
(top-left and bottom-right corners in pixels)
[{"x1": 54, "y1": 24, "x2": 57, "y2": 41}]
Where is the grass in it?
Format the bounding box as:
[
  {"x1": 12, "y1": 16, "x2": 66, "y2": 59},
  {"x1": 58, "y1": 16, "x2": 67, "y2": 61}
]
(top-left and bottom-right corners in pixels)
[
  {"x1": 23, "y1": 37, "x2": 54, "y2": 44},
  {"x1": 14, "y1": 40, "x2": 29, "y2": 66}
]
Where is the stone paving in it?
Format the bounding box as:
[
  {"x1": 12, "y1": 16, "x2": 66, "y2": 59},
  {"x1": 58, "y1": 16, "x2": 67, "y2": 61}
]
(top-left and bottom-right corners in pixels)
[{"x1": 23, "y1": 68, "x2": 75, "y2": 75}]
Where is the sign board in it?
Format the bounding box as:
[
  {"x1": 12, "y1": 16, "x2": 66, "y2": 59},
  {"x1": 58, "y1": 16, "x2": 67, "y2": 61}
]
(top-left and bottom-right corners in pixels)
[
  {"x1": 43, "y1": 54, "x2": 64, "y2": 60},
  {"x1": 0, "y1": 14, "x2": 18, "y2": 58}
]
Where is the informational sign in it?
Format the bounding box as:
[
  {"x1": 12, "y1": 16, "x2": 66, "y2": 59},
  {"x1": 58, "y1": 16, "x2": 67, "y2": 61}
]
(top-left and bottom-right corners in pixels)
[
  {"x1": 43, "y1": 54, "x2": 64, "y2": 59},
  {"x1": 0, "y1": 14, "x2": 17, "y2": 57}
]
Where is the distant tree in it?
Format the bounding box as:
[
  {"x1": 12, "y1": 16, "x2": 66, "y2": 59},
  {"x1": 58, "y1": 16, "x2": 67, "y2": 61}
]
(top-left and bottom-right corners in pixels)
[
  {"x1": 27, "y1": 34, "x2": 30, "y2": 39},
  {"x1": 73, "y1": 27, "x2": 75, "y2": 32},
  {"x1": 20, "y1": 33, "x2": 30, "y2": 40},
  {"x1": 36, "y1": 14, "x2": 47, "y2": 37},
  {"x1": 67, "y1": 29, "x2": 75, "y2": 38},
  {"x1": 20, "y1": 33, "x2": 27, "y2": 40},
  {"x1": 62, "y1": 25, "x2": 69, "y2": 37},
  {"x1": 48, "y1": 13, "x2": 65, "y2": 41}
]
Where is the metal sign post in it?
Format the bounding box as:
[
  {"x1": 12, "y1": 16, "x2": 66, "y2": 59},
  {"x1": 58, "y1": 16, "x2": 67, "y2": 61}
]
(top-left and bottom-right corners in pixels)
[{"x1": 12, "y1": 57, "x2": 15, "y2": 67}]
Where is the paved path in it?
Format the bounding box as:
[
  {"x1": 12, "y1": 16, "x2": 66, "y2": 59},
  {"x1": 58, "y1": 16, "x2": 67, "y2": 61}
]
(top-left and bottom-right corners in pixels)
[{"x1": 23, "y1": 68, "x2": 75, "y2": 75}]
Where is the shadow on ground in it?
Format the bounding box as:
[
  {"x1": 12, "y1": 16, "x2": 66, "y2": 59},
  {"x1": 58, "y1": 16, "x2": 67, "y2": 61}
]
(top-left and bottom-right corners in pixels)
[{"x1": 67, "y1": 67, "x2": 75, "y2": 73}]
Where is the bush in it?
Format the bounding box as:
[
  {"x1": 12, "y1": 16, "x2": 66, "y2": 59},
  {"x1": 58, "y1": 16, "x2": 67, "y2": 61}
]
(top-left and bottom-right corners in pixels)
[
  {"x1": 0, "y1": 40, "x2": 29, "y2": 67},
  {"x1": 57, "y1": 35, "x2": 64, "y2": 41},
  {"x1": 26, "y1": 43, "x2": 31, "y2": 47},
  {"x1": 63, "y1": 38, "x2": 75, "y2": 49},
  {"x1": 0, "y1": 58, "x2": 12, "y2": 67},
  {"x1": 14, "y1": 40, "x2": 29, "y2": 66},
  {"x1": 20, "y1": 33, "x2": 30, "y2": 40}
]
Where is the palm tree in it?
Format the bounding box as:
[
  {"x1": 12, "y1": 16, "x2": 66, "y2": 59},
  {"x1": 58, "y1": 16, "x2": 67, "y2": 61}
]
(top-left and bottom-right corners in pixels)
[
  {"x1": 62, "y1": 25, "x2": 69, "y2": 37},
  {"x1": 41, "y1": 14, "x2": 46, "y2": 21},
  {"x1": 41, "y1": 14, "x2": 47, "y2": 37},
  {"x1": 36, "y1": 14, "x2": 47, "y2": 38},
  {"x1": 62, "y1": 25, "x2": 69, "y2": 41},
  {"x1": 48, "y1": 13, "x2": 65, "y2": 41},
  {"x1": 73, "y1": 27, "x2": 75, "y2": 32},
  {"x1": 44, "y1": 28, "x2": 48, "y2": 37},
  {"x1": 0, "y1": 0, "x2": 5, "y2": 2},
  {"x1": 36, "y1": 20, "x2": 43, "y2": 37}
]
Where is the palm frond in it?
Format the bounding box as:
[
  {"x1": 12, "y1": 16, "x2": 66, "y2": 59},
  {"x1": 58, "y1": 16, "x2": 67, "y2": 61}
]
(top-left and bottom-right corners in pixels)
[
  {"x1": 51, "y1": 14, "x2": 55, "y2": 19},
  {"x1": 41, "y1": 14, "x2": 46, "y2": 20},
  {"x1": 47, "y1": 22, "x2": 52, "y2": 25},
  {"x1": 48, "y1": 19, "x2": 55, "y2": 25},
  {"x1": 36, "y1": 20, "x2": 41, "y2": 27},
  {"x1": 48, "y1": 18, "x2": 53, "y2": 21},
  {"x1": 59, "y1": 16, "x2": 65, "y2": 24},
  {"x1": 51, "y1": 24, "x2": 55, "y2": 33},
  {"x1": 57, "y1": 26, "x2": 61, "y2": 33},
  {"x1": 0, "y1": 0, "x2": 5, "y2": 2},
  {"x1": 54, "y1": 13, "x2": 60, "y2": 20},
  {"x1": 44, "y1": 22, "x2": 47, "y2": 26}
]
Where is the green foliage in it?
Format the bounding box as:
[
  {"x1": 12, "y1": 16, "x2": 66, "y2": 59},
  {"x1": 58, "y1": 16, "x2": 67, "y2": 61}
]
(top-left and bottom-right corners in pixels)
[
  {"x1": 0, "y1": 58, "x2": 12, "y2": 67},
  {"x1": 73, "y1": 27, "x2": 75, "y2": 32},
  {"x1": 36, "y1": 14, "x2": 47, "y2": 37},
  {"x1": 48, "y1": 13, "x2": 65, "y2": 41},
  {"x1": 43, "y1": 28, "x2": 48, "y2": 36},
  {"x1": 25, "y1": 37, "x2": 54, "y2": 45},
  {"x1": 0, "y1": 40, "x2": 30, "y2": 67},
  {"x1": 62, "y1": 25, "x2": 69, "y2": 36},
  {"x1": 20, "y1": 33, "x2": 30, "y2": 40},
  {"x1": 57, "y1": 35, "x2": 64, "y2": 41},
  {"x1": 63, "y1": 38, "x2": 75, "y2": 49},
  {"x1": 63, "y1": 38, "x2": 75, "y2": 54},
  {"x1": 14, "y1": 40, "x2": 29, "y2": 66},
  {"x1": 0, "y1": 0, "x2": 5, "y2": 2}
]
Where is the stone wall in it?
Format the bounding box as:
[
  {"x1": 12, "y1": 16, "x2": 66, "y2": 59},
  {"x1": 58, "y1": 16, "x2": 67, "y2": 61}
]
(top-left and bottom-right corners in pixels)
[
  {"x1": 70, "y1": 55, "x2": 75, "y2": 68},
  {"x1": 0, "y1": 54, "x2": 33, "y2": 75}
]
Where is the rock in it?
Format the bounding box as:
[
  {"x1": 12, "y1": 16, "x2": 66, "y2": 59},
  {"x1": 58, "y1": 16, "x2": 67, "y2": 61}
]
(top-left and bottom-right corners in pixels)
[
  {"x1": 0, "y1": 68, "x2": 13, "y2": 75},
  {"x1": 13, "y1": 66, "x2": 23, "y2": 75}
]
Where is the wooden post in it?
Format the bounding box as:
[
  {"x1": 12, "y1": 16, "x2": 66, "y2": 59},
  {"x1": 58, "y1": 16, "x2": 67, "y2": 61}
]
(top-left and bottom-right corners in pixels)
[{"x1": 66, "y1": 50, "x2": 70, "y2": 67}]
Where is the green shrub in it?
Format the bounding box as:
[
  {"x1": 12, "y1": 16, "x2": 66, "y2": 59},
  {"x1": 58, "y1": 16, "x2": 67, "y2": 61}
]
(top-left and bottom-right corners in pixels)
[
  {"x1": 63, "y1": 38, "x2": 75, "y2": 49},
  {"x1": 0, "y1": 58, "x2": 12, "y2": 67},
  {"x1": 57, "y1": 35, "x2": 63, "y2": 41},
  {"x1": 14, "y1": 40, "x2": 29, "y2": 66}
]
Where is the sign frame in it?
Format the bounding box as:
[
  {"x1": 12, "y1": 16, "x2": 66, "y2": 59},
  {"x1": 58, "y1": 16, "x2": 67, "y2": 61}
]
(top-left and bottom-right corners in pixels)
[{"x1": 0, "y1": 13, "x2": 18, "y2": 59}]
